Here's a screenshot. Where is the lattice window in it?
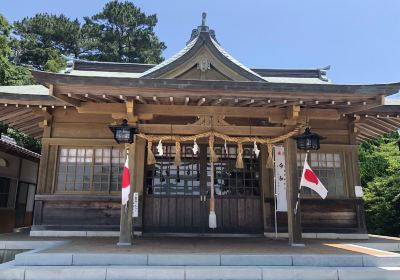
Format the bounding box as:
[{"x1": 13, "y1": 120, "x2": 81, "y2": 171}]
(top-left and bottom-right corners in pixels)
[
  {"x1": 56, "y1": 147, "x2": 124, "y2": 193},
  {"x1": 146, "y1": 144, "x2": 200, "y2": 196},
  {"x1": 297, "y1": 152, "x2": 345, "y2": 197},
  {"x1": 145, "y1": 144, "x2": 260, "y2": 197},
  {"x1": 210, "y1": 145, "x2": 260, "y2": 197}
]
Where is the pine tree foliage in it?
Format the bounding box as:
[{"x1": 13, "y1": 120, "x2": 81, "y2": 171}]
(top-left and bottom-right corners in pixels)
[
  {"x1": 0, "y1": 123, "x2": 41, "y2": 153},
  {"x1": 81, "y1": 0, "x2": 166, "y2": 63},
  {"x1": 0, "y1": 14, "x2": 34, "y2": 85}
]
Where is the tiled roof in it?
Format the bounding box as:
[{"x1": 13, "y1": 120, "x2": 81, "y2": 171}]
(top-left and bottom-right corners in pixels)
[
  {"x1": 140, "y1": 37, "x2": 199, "y2": 77},
  {"x1": 0, "y1": 135, "x2": 41, "y2": 159},
  {"x1": 209, "y1": 37, "x2": 265, "y2": 80}
]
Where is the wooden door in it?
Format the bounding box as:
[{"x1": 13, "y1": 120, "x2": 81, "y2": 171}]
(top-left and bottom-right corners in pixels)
[
  {"x1": 143, "y1": 144, "x2": 204, "y2": 233},
  {"x1": 204, "y1": 145, "x2": 263, "y2": 233},
  {"x1": 143, "y1": 144, "x2": 263, "y2": 234}
]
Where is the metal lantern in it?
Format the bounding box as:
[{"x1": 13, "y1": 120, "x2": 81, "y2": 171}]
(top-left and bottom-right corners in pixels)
[
  {"x1": 109, "y1": 119, "x2": 137, "y2": 144},
  {"x1": 293, "y1": 127, "x2": 324, "y2": 151}
]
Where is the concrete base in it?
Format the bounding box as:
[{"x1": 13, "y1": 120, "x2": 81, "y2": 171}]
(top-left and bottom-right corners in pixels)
[
  {"x1": 30, "y1": 230, "x2": 142, "y2": 237},
  {"x1": 1, "y1": 265, "x2": 400, "y2": 280},
  {"x1": 12, "y1": 252, "x2": 400, "y2": 267},
  {"x1": 116, "y1": 242, "x2": 132, "y2": 246},
  {"x1": 264, "y1": 232, "x2": 369, "y2": 240},
  {"x1": 290, "y1": 243, "x2": 305, "y2": 247}
]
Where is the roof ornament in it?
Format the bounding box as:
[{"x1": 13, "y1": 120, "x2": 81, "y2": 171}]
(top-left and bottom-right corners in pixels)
[
  {"x1": 201, "y1": 12, "x2": 207, "y2": 26},
  {"x1": 187, "y1": 12, "x2": 218, "y2": 45},
  {"x1": 197, "y1": 55, "x2": 211, "y2": 72},
  {"x1": 318, "y1": 65, "x2": 331, "y2": 82}
]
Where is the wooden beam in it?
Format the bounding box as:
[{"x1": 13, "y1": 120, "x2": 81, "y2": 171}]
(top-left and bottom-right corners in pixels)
[
  {"x1": 184, "y1": 97, "x2": 190, "y2": 105},
  {"x1": 9, "y1": 115, "x2": 42, "y2": 126},
  {"x1": 249, "y1": 100, "x2": 267, "y2": 107},
  {"x1": 284, "y1": 105, "x2": 301, "y2": 125},
  {"x1": 68, "y1": 93, "x2": 91, "y2": 102},
  {"x1": 31, "y1": 107, "x2": 52, "y2": 121},
  {"x1": 262, "y1": 100, "x2": 283, "y2": 108},
  {"x1": 137, "y1": 123, "x2": 287, "y2": 137},
  {"x1": 237, "y1": 99, "x2": 255, "y2": 106},
  {"x1": 365, "y1": 117, "x2": 399, "y2": 131},
  {"x1": 75, "y1": 103, "x2": 340, "y2": 121},
  {"x1": 102, "y1": 94, "x2": 120, "y2": 103},
  {"x1": 197, "y1": 97, "x2": 206, "y2": 106},
  {"x1": 210, "y1": 98, "x2": 222, "y2": 106},
  {"x1": 17, "y1": 121, "x2": 41, "y2": 132},
  {"x1": 0, "y1": 109, "x2": 31, "y2": 122},
  {"x1": 135, "y1": 95, "x2": 147, "y2": 104},
  {"x1": 49, "y1": 84, "x2": 80, "y2": 107},
  {"x1": 152, "y1": 96, "x2": 160, "y2": 104},
  {"x1": 277, "y1": 100, "x2": 298, "y2": 109},
  {"x1": 356, "y1": 123, "x2": 388, "y2": 136},
  {"x1": 23, "y1": 126, "x2": 43, "y2": 135},
  {"x1": 383, "y1": 118, "x2": 400, "y2": 127},
  {"x1": 78, "y1": 102, "x2": 125, "y2": 114},
  {"x1": 339, "y1": 95, "x2": 384, "y2": 114},
  {"x1": 356, "y1": 124, "x2": 382, "y2": 138},
  {"x1": 0, "y1": 107, "x2": 20, "y2": 115},
  {"x1": 84, "y1": 93, "x2": 104, "y2": 102},
  {"x1": 4, "y1": 111, "x2": 35, "y2": 124}
]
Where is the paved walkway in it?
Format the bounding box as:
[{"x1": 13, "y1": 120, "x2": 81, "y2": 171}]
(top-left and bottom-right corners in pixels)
[{"x1": 2, "y1": 232, "x2": 399, "y2": 255}]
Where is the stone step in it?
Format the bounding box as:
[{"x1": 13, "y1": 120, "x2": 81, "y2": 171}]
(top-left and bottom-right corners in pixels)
[
  {"x1": 1, "y1": 265, "x2": 400, "y2": 280},
  {"x1": 13, "y1": 252, "x2": 400, "y2": 267}
]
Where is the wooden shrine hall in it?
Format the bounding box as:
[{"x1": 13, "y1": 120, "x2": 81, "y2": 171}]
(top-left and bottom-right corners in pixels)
[{"x1": 1, "y1": 14, "x2": 400, "y2": 243}]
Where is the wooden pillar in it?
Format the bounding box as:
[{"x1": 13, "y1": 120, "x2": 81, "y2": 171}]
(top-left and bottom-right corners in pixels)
[
  {"x1": 260, "y1": 145, "x2": 273, "y2": 233},
  {"x1": 118, "y1": 139, "x2": 136, "y2": 246},
  {"x1": 36, "y1": 124, "x2": 52, "y2": 194},
  {"x1": 284, "y1": 138, "x2": 303, "y2": 245},
  {"x1": 133, "y1": 137, "x2": 146, "y2": 232}
]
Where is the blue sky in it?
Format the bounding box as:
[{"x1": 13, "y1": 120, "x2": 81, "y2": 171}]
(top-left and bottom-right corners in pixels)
[{"x1": 1, "y1": 0, "x2": 400, "y2": 96}]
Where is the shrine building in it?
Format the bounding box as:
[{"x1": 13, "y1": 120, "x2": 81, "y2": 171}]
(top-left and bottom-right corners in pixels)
[{"x1": 0, "y1": 14, "x2": 400, "y2": 243}]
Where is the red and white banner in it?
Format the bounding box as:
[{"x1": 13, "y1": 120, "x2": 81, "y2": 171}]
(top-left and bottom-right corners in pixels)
[
  {"x1": 300, "y1": 158, "x2": 328, "y2": 199},
  {"x1": 121, "y1": 156, "x2": 130, "y2": 205}
]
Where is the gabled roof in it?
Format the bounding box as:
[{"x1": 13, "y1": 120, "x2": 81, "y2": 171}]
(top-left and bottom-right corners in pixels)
[
  {"x1": 140, "y1": 19, "x2": 265, "y2": 81},
  {"x1": 66, "y1": 59, "x2": 331, "y2": 84},
  {"x1": 60, "y1": 14, "x2": 332, "y2": 84}
]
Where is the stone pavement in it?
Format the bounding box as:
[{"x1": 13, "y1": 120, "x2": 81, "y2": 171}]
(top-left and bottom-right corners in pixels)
[{"x1": 1, "y1": 233, "x2": 400, "y2": 279}]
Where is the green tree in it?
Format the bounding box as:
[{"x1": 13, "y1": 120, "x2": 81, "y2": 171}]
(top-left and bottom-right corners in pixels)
[
  {"x1": 0, "y1": 14, "x2": 33, "y2": 85},
  {"x1": 359, "y1": 132, "x2": 400, "y2": 236},
  {"x1": 0, "y1": 123, "x2": 41, "y2": 153},
  {"x1": 12, "y1": 13, "x2": 79, "y2": 71},
  {"x1": 82, "y1": 0, "x2": 165, "y2": 63}
]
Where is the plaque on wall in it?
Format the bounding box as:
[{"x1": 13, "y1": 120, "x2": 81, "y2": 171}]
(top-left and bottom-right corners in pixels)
[{"x1": 132, "y1": 192, "x2": 139, "y2": 217}]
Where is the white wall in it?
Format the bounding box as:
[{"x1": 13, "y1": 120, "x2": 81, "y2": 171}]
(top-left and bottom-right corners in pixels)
[
  {"x1": 0, "y1": 151, "x2": 20, "y2": 179},
  {"x1": 25, "y1": 184, "x2": 36, "y2": 212},
  {"x1": 20, "y1": 159, "x2": 38, "y2": 184}
]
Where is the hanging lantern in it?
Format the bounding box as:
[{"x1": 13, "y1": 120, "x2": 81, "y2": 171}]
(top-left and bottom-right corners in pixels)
[
  {"x1": 109, "y1": 119, "x2": 137, "y2": 144},
  {"x1": 293, "y1": 127, "x2": 324, "y2": 151}
]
